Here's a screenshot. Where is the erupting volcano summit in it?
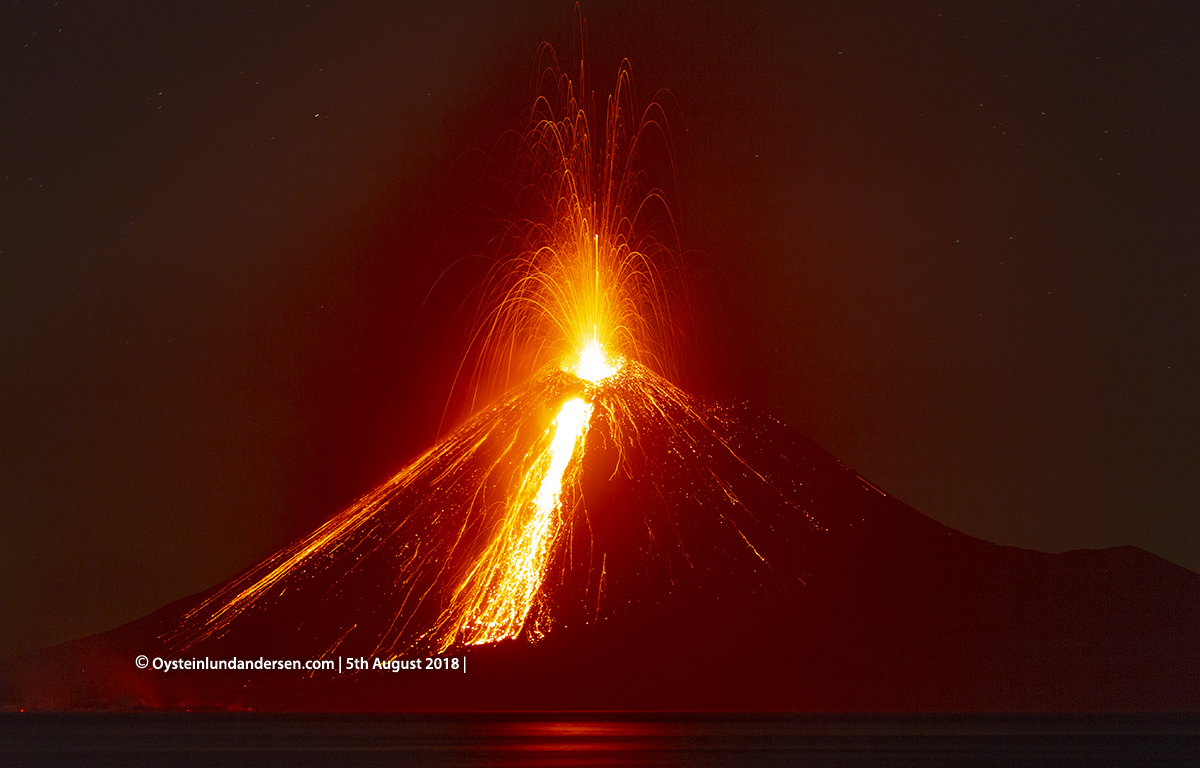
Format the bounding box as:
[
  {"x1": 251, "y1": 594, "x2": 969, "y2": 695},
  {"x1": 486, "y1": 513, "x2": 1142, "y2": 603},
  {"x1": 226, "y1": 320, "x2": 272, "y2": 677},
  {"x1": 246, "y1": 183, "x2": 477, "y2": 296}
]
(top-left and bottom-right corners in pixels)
[
  {"x1": 161, "y1": 43, "x2": 751, "y2": 660},
  {"x1": 5, "y1": 37, "x2": 1199, "y2": 713}
]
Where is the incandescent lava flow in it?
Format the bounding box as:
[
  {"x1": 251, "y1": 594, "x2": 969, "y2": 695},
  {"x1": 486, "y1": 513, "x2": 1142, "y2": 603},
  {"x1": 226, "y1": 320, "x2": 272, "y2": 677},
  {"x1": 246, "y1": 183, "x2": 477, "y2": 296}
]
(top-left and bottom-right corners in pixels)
[{"x1": 164, "y1": 45, "x2": 810, "y2": 660}]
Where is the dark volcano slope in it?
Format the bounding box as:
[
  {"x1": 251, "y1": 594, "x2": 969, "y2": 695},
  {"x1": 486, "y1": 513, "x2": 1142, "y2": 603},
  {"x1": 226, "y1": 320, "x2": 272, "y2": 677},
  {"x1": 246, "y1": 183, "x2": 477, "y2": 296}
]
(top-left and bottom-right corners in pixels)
[
  {"x1": 5, "y1": 401, "x2": 1198, "y2": 711},
  {"x1": 447, "y1": 403, "x2": 1200, "y2": 711}
]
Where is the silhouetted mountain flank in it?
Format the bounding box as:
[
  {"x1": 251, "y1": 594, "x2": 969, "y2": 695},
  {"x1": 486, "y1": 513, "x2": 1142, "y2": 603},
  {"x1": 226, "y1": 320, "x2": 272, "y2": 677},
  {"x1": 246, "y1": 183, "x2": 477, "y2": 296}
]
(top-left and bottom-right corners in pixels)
[{"x1": 5, "y1": 372, "x2": 1198, "y2": 711}]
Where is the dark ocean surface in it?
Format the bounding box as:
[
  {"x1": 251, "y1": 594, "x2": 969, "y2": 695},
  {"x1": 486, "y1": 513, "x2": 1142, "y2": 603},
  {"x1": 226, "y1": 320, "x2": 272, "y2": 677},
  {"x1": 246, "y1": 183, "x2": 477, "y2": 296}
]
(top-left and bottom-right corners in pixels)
[{"x1": 3, "y1": 713, "x2": 1197, "y2": 766}]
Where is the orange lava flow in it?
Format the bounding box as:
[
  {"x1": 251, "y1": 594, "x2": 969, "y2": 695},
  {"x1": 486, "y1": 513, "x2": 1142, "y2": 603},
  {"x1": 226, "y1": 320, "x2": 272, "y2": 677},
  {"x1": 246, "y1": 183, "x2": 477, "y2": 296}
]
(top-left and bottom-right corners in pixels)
[
  {"x1": 449, "y1": 396, "x2": 593, "y2": 646},
  {"x1": 164, "y1": 356, "x2": 778, "y2": 657}
]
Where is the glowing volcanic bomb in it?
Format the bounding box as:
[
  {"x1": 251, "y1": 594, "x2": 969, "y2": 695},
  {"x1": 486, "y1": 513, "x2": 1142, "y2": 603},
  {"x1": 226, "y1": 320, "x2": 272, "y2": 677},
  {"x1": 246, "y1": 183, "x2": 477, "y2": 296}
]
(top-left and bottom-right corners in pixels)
[{"x1": 164, "y1": 48, "x2": 789, "y2": 659}]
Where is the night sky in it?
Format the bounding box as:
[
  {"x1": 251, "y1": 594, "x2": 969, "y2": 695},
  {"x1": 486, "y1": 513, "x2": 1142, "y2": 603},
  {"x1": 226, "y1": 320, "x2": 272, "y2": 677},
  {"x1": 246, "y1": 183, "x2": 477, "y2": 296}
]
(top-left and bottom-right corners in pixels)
[{"x1": 3, "y1": 0, "x2": 1197, "y2": 658}]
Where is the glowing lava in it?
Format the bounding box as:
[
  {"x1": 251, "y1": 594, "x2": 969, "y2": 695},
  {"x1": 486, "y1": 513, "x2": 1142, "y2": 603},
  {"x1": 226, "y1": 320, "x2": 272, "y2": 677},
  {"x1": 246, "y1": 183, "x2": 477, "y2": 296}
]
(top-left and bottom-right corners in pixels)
[
  {"x1": 573, "y1": 336, "x2": 619, "y2": 384},
  {"x1": 453, "y1": 395, "x2": 593, "y2": 646},
  {"x1": 442, "y1": 337, "x2": 619, "y2": 648},
  {"x1": 163, "y1": 43, "x2": 791, "y2": 660}
]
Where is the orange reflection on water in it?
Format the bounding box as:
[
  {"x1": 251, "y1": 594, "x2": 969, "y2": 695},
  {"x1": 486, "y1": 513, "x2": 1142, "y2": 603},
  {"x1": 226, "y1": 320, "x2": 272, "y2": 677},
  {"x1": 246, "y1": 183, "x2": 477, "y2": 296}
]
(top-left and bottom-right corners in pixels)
[{"x1": 472, "y1": 719, "x2": 686, "y2": 766}]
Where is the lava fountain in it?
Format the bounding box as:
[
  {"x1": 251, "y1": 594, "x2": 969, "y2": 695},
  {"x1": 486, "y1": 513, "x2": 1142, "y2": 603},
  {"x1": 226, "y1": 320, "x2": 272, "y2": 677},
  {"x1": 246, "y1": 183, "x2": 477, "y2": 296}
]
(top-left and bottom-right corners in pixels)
[{"x1": 165, "y1": 43, "x2": 793, "y2": 659}]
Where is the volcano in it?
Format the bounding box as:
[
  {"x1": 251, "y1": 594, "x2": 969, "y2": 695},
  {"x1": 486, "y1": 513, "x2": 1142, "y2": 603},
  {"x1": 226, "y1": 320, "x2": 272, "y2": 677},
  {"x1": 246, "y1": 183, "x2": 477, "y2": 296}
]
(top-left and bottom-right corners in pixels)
[
  {"x1": 5, "y1": 360, "x2": 1199, "y2": 711},
  {"x1": 6, "y1": 36, "x2": 1198, "y2": 714}
]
